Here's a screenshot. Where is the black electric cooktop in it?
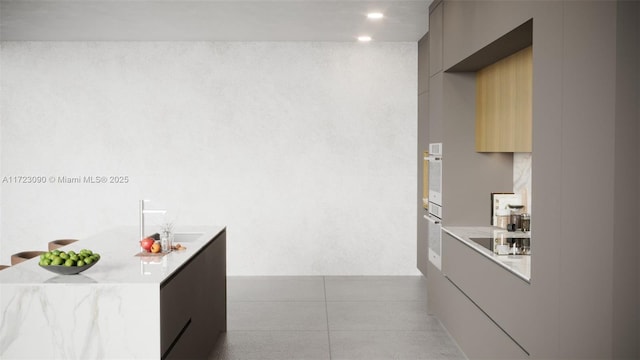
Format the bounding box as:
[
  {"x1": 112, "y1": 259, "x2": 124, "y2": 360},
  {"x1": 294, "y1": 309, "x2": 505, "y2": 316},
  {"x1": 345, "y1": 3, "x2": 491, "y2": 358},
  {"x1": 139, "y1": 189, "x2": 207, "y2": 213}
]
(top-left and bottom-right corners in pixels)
[
  {"x1": 468, "y1": 237, "x2": 531, "y2": 252},
  {"x1": 468, "y1": 237, "x2": 495, "y2": 251}
]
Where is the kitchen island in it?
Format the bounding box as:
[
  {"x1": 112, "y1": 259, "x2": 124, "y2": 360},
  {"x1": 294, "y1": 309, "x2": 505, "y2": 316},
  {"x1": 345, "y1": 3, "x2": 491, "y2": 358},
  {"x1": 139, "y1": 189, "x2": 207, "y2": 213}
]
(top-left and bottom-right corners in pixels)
[{"x1": 0, "y1": 225, "x2": 226, "y2": 359}]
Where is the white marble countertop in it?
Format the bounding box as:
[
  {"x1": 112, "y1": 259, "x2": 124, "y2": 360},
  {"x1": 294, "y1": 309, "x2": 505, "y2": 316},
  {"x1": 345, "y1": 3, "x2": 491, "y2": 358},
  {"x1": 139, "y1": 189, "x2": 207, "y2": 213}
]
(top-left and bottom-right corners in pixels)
[
  {"x1": 442, "y1": 226, "x2": 531, "y2": 282},
  {"x1": 0, "y1": 225, "x2": 226, "y2": 285}
]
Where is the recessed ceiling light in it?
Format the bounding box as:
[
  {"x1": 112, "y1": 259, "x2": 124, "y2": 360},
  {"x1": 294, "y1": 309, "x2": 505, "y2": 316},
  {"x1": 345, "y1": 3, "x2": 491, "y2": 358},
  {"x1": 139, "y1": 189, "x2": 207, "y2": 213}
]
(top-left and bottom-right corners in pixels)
[
  {"x1": 358, "y1": 36, "x2": 372, "y2": 42},
  {"x1": 367, "y1": 12, "x2": 384, "y2": 20}
]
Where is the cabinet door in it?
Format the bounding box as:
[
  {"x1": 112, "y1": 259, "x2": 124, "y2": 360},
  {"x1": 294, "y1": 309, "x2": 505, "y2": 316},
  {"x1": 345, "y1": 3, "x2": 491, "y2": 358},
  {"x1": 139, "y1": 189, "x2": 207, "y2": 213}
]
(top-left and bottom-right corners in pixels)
[
  {"x1": 418, "y1": 33, "x2": 430, "y2": 94},
  {"x1": 190, "y1": 232, "x2": 227, "y2": 356},
  {"x1": 160, "y1": 230, "x2": 227, "y2": 359},
  {"x1": 429, "y1": 2, "x2": 443, "y2": 76},
  {"x1": 163, "y1": 320, "x2": 196, "y2": 360},
  {"x1": 428, "y1": 72, "x2": 443, "y2": 143},
  {"x1": 442, "y1": 232, "x2": 531, "y2": 354},
  {"x1": 417, "y1": 33, "x2": 430, "y2": 275},
  {"x1": 417, "y1": 214, "x2": 429, "y2": 276},
  {"x1": 436, "y1": 269, "x2": 529, "y2": 359},
  {"x1": 476, "y1": 46, "x2": 532, "y2": 152},
  {"x1": 161, "y1": 258, "x2": 197, "y2": 358}
]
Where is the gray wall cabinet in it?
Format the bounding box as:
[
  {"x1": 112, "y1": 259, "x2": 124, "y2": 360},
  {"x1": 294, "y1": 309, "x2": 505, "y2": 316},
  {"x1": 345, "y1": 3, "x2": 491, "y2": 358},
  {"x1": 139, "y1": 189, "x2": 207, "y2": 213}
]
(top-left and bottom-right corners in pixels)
[
  {"x1": 428, "y1": 1, "x2": 444, "y2": 145},
  {"x1": 429, "y1": 1, "x2": 443, "y2": 77},
  {"x1": 418, "y1": 32, "x2": 430, "y2": 95},
  {"x1": 427, "y1": 72, "x2": 443, "y2": 144}
]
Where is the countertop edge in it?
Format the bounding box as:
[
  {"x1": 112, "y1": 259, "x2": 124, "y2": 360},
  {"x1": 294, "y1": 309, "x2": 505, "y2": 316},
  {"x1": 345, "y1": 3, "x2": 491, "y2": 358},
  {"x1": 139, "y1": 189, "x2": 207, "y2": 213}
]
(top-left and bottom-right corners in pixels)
[
  {"x1": 442, "y1": 226, "x2": 531, "y2": 283},
  {"x1": 0, "y1": 225, "x2": 226, "y2": 285}
]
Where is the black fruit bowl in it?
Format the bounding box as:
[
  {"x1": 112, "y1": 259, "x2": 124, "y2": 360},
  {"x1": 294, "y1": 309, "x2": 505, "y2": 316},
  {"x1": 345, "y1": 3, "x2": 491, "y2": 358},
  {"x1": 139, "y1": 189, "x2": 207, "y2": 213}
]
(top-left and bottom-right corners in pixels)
[{"x1": 39, "y1": 258, "x2": 100, "y2": 275}]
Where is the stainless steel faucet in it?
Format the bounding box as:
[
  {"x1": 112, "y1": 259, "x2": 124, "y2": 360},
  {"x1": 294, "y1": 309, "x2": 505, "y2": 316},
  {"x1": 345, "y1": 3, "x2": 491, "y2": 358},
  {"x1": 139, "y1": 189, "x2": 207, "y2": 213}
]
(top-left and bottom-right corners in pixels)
[{"x1": 139, "y1": 200, "x2": 166, "y2": 240}]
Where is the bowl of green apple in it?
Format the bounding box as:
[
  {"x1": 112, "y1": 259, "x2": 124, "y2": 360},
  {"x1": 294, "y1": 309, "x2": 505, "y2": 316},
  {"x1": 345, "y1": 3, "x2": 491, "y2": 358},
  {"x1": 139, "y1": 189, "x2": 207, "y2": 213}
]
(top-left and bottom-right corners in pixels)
[{"x1": 39, "y1": 249, "x2": 101, "y2": 275}]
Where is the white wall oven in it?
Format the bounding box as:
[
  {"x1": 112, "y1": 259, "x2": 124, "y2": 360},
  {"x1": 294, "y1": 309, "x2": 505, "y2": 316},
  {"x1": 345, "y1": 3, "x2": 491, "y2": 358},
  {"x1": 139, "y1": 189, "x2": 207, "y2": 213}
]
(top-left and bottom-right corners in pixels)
[
  {"x1": 427, "y1": 142, "x2": 442, "y2": 207},
  {"x1": 425, "y1": 143, "x2": 443, "y2": 270}
]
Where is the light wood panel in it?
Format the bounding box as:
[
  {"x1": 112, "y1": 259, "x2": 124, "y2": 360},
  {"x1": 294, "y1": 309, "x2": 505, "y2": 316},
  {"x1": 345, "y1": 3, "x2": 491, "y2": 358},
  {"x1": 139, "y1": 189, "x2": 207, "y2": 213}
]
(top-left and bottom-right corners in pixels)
[{"x1": 476, "y1": 46, "x2": 532, "y2": 152}]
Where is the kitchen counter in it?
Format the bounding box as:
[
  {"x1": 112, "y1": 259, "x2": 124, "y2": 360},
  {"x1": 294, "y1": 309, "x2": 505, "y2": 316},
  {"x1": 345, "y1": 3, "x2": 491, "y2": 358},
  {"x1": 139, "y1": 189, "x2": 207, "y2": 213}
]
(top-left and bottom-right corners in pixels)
[
  {"x1": 0, "y1": 226, "x2": 224, "y2": 285},
  {"x1": 0, "y1": 225, "x2": 226, "y2": 359},
  {"x1": 442, "y1": 226, "x2": 531, "y2": 282}
]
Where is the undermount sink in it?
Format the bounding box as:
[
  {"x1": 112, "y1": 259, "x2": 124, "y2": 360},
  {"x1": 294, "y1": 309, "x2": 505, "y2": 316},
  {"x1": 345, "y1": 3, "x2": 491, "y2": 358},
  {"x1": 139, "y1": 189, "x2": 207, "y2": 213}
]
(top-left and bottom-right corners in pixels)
[{"x1": 173, "y1": 232, "x2": 204, "y2": 242}]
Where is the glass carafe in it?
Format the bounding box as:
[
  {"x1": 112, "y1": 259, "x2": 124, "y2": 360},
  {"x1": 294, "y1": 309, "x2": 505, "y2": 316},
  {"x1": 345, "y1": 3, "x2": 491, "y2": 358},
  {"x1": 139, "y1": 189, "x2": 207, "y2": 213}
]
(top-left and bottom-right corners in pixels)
[{"x1": 508, "y1": 204, "x2": 524, "y2": 231}]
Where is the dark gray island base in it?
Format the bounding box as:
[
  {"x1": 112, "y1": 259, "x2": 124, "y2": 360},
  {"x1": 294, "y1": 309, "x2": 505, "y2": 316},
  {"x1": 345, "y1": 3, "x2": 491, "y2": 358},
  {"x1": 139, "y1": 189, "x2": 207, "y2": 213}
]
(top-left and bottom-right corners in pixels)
[{"x1": 161, "y1": 229, "x2": 227, "y2": 359}]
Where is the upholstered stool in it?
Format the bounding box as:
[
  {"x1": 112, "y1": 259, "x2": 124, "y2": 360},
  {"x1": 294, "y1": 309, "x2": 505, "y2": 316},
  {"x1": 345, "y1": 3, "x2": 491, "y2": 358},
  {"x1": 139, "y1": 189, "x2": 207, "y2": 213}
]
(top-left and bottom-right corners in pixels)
[
  {"x1": 11, "y1": 251, "x2": 46, "y2": 265},
  {"x1": 48, "y1": 239, "x2": 78, "y2": 251}
]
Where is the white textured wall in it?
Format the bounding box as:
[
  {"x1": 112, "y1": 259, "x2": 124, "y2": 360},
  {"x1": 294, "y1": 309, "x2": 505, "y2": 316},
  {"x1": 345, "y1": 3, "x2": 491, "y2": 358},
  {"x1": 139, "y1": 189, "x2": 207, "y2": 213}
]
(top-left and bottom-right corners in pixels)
[{"x1": 0, "y1": 42, "x2": 417, "y2": 275}]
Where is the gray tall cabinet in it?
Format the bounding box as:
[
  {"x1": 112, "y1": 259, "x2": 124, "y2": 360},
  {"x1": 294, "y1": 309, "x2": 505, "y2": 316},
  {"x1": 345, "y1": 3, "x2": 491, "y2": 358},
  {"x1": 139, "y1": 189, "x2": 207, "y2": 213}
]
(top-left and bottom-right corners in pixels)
[
  {"x1": 416, "y1": 32, "x2": 429, "y2": 276},
  {"x1": 419, "y1": 1, "x2": 639, "y2": 359}
]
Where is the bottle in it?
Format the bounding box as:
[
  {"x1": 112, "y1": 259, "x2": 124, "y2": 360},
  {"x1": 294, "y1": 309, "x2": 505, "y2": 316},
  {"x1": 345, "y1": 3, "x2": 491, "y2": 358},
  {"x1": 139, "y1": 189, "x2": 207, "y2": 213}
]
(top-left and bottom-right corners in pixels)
[
  {"x1": 508, "y1": 204, "x2": 524, "y2": 231},
  {"x1": 161, "y1": 231, "x2": 170, "y2": 253},
  {"x1": 521, "y1": 213, "x2": 531, "y2": 232},
  {"x1": 495, "y1": 209, "x2": 510, "y2": 229},
  {"x1": 160, "y1": 222, "x2": 174, "y2": 253}
]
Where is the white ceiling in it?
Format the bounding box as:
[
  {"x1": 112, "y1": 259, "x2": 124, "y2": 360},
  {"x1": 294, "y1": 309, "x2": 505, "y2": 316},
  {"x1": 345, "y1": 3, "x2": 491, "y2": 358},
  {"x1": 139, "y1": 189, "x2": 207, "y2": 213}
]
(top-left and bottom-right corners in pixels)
[{"x1": 0, "y1": 0, "x2": 431, "y2": 41}]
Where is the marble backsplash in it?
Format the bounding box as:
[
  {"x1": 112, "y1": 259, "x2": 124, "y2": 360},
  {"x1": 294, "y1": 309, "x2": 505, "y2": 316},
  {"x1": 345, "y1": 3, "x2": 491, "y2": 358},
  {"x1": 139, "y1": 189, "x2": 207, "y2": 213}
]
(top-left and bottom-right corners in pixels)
[{"x1": 513, "y1": 152, "x2": 532, "y2": 213}]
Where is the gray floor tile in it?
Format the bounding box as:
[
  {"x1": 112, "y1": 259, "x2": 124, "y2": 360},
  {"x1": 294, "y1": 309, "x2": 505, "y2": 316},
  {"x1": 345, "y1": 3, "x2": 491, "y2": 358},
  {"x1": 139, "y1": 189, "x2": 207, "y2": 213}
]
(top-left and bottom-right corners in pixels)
[
  {"x1": 329, "y1": 331, "x2": 466, "y2": 360},
  {"x1": 215, "y1": 276, "x2": 465, "y2": 360},
  {"x1": 228, "y1": 301, "x2": 328, "y2": 330},
  {"x1": 327, "y1": 301, "x2": 436, "y2": 331},
  {"x1": 227, "y1": 276, "x2": 326, "y2": 301},
  {"x1": 325, "y1": 276, "x2": 427, "y2": 301},
  {"x1": 210, "y1": 331, "x2": 331, "y2": 360}
]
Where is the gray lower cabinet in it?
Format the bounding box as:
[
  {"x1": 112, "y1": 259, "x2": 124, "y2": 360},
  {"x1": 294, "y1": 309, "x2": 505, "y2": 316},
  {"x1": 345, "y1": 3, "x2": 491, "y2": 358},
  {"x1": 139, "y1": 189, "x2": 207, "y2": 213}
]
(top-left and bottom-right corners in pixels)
[
  {"x1": 417, "y1": 214, "x2": 429, "y2": 276},
  {"x1": 436, "y1": 269, "x2": 528, "y2": 359},
  {"x1": 436, "y1": 232, "x2": 529, "y2": 359},
  {"x1": 417, "y1": 89, "x2": 429, "y2": 276},
  {"x1": 160, "y1": 230, "x2": 227, "y2": 359}
]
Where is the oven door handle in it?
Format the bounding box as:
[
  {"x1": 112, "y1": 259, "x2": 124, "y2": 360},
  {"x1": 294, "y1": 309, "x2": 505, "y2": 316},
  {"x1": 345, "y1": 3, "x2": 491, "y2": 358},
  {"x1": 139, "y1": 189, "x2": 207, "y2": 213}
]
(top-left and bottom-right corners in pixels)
[{"x1": 423, "y1": 215, "x2": 441, "y2": 225}]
